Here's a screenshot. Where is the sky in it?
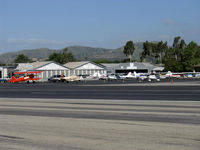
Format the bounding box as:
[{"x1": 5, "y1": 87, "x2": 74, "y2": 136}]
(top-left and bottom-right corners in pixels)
[{"x1": 0, "y1": 0, "x2": 200, "y2": 53}]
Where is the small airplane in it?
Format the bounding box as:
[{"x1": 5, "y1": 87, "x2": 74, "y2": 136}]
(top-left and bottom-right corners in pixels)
[
  {"x1": 60, "y1": 75, "x2": 83, "y2": 82},
  {"x1": 120, "y1": 72, "x2": 140, "y2": 79},
  {"x1": 90, "y1": 72, "x2": 105, "y2": 79},
  {"x1": 161, "y1": 71, "x2": 182, "y2": 79},
  {"x1": 138, "y1": 74, "x2": 160, "y2": 82},
  {"x1": 147, "y1": 74, "x2": 160, "y2": 82},
  {"x1": 9, "y1": 71, "x2": 42, "y2": 83}
]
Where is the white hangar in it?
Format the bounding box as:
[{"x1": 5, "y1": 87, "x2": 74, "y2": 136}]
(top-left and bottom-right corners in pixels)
[
  {"x1": 15, "y1": 61, "x2": 70, "y2": 80},
  {"x1": 64, "y1": 61, "x2": 106, "y2": 76}
]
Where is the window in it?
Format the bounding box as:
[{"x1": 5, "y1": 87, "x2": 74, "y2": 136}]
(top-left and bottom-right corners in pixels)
[
  {"x1": 65, "y1": 70, "x2": 68, "y2": 76},
  {"x1": 43, "y1": 71, "x2": 47, "y2": 79}
]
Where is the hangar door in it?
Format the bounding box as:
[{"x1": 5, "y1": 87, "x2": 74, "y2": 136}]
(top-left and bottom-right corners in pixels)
[{"x1": 115, "y1": 69, "x2": 148, "y2": 74}]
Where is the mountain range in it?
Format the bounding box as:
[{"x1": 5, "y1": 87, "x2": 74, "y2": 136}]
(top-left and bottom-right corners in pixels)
[{"x1": 0, "y1": 42, "x2": 144, "y2": 64}]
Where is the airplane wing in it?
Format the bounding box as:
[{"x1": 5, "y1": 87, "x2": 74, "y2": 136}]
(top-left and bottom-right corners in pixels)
[
  {"x1": 29, "y1": 78, "x2": 41, "y2": 81},
  {"x1": 14, "y1": 71, "x2": 43, "y2": 74}
]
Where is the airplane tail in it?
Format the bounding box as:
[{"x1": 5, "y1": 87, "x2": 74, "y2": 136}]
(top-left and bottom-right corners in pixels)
[
  {"x1": 9, "y1": 76, "x2": 16, "y2": 83},
  {"x1": 127, "y1": 72, "x2": 132, "y2": 76}
]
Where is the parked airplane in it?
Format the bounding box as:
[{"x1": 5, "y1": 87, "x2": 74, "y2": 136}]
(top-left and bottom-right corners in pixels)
[
  {"x1": 120, "y1": 71, "x2": 140, "y2": 79},
  {"x1": 138, "y1": 74, "x2": 160, "y2": 82},
  {"x1": 147, "y1": 74, "x2": 160, "y2": 81},
  {"x1": 88, "y1": 72, "x2": 104, "y2": 79},
  {"x1": 60, "y1": 75, "x2": 83, "y2": 82},
  {"x1": 9, "y1": 71, "x2": 42, "y2": 83},
  {"x1": 195, "y1": 73, "x2": 200, "y2": 77},
  {"x1": 161, "y1": 71, "x2": 182, "y2": 78}
]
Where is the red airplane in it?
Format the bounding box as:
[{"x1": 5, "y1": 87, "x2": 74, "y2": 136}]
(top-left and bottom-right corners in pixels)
[{"x1": 9, "y1": 71, "x2": 43, "y2": 83}]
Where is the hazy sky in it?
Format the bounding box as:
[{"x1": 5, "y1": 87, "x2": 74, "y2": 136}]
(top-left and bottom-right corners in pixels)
[{"x1": 0, "y1": 0, "x2": 200, "y2": 53}]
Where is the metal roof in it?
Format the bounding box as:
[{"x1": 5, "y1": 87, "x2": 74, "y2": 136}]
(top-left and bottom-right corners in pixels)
[
  {"x1": 102, "y1": 62, "x2": 162, "y2": 73},
  {"x1": 64, "y1": 61, "x2": 105, "y2": 69},
  {"x1": 64, "y1": 61, "x2": 90, "y2": 69},
  {"x1": 15, "y1": 61, "x2": 51, "y2": 71},
  {"x1": 15, "y1": 61, "x2": 69, "y2": 71}
]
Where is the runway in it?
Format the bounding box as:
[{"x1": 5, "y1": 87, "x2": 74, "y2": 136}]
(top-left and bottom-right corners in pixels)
[
  {"x1": 0, "y1": 80, "x2": 200, "y2": 150},
  {"x1": 0, "y1": 98, "x2": 200, "y2": 150},
  {"x1": 0, "y1": 79, "x2": 200, "y2": 100}
]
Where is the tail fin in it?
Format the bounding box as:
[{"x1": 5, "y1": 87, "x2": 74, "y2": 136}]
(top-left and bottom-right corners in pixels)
[
  {"x1": 127, "y1": 72, "x2": 132, "y2": 76},
  {"x1": 9, "y1": 76, "x2": 16, "y2": 83}
]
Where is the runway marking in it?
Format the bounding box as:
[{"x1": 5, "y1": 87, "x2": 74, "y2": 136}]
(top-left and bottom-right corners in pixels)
[
  {"x1": 1, "y1": 104, "x2": 200, "y2": 114},
  {"x1": 31, "y1": 91, "x2": 200, "y2": 96}
]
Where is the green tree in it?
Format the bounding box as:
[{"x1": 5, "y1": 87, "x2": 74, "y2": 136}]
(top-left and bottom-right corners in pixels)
[
  {"x1": 141, "y1": 41, "x2": 168, "y2": 63},
  {"x1": 172, "y1": 36, "x2": 186, "y2": 61},
  {"x1": 181, "y1": 41, "x2": 200, "y2": 71},
  {"x1": 61, "y1": 47, "x2": 75, "y2": 63},
  {"x1": 157, "y1": 41, "x2": 168, "y2": 63},
  {"x1": 141, "y1": 41, "x2": 151, "y2": 62},
  {"x1": 123, "y1": 41, "x2": 135, "y2": 62},
  {"x1": 164, "y1": 36, "x2": 188, "y2": 72},
  {"x1": 93, "y1": 59, "x2": 120, "y2": 64},
  {"x1": 48, "y1": 48, "x2": 75, "y2": 64},
  {"x1": 164, "y1": 47, "x2": 183, "y2": 72},
  {"x1": 14, "y1": 54, "x2": 31, "y2": 63},
  {"x1": 62, "y1": 47, "x2": 68, "y2": 64},
  {"x1": 65, "y1": 52, "x2": 75, "y2": 63},
  {"x1": 48, "y1": 53, "x2": 63, "y2": 64}
]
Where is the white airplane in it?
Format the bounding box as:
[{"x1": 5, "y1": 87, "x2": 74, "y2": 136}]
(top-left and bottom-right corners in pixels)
[
  {"x1": 87, "y1": 72, "x2": 103, "y2": 79},
  {"x1": 120, "y1": 71, "x2": 140, "y2": 79},
  {"x1": 147, "y1": 74, "x2": 160, "y2": 81},
  {"x1": 161, "y1": 71, "x2": 182, "y2": 79},
  {"x1": 195, "y1": 73, "x2": 200, "y2": 77},
  {"x1": 138, "y1": 74, "x2": 148, "y2": 80},
  {"x1": 60, "y1": 75, "x2": 83, "y2": 82},
  {"x1": 137, "y1": 74, "x2": 160, "y2": 82}
]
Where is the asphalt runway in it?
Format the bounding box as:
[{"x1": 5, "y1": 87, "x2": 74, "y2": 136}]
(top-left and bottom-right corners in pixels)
[
  {"x1": 0, "y1": 79, "x2": 200, "y2": 150},
  {"x1": 0, "y1": 98, "x2": 200, "y2": 150},
  {"x1": 0, "y1": 79, "x2": 200, "y2": 100}
]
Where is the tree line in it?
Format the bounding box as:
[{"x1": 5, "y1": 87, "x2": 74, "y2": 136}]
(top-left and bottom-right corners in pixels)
[
  {"x1": 14, "y1": 47, "x2": 75, "y2": 64},
  {"x1": 123, "y1": 36, "x2": 200, "y2": 72},
  {"x1": 13, "y1": 36, "x2": 200, "y2": 72}
]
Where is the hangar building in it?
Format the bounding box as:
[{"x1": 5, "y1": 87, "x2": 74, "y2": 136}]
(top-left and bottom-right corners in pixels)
[
  {"x1": 101, "y1": 62, "x2": 164, "y2": 74},
  {"x1": 0, "y1": 66, "x2": 15, "y2": 79},
  {"x1": 15, "y1": 61, "x2": 70, "y2": 80},
  {"x1": 64, "y1": 61, "x2": 106, "y2": 76},
  {"x1": 0, "y1": 66, "x2": 8, "y2": 78}
]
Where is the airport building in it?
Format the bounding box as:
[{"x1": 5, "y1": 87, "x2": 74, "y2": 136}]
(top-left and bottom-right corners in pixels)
[
  {"x1": 0, "y1": 66, "x2": 8, "y2": 78},
  {"x1": 12, "y1": 61, "x2": 164, "y2": 81},
  {"x1": 101, "y1": 62, "x2": 164, "y2": 74},
  {"x1": 15, "y1": 61, "x2": 70, "y2": 80},
  {"x1": 0, "y1": 66, "x2": 15, "y2": 79},
  {"x1": 64, "y1": 61, "x2": 106, "y2": 76}
]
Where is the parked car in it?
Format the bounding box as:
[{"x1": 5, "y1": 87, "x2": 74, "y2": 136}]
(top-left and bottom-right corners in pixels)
[
  {"x1": 99, "y1": 75, "x2": 108, "y2": 80},
  {"x1": 0, "y1": 78, "x2": 10, "y2": 83},
  {"x1": 48, "y1": 75, "x2": 63, "y2": 82},
  {"x1": 107, "y1": 74, "x2": 117, "y2": 80}
]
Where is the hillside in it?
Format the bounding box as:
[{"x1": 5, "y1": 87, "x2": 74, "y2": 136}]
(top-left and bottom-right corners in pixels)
[{"x1": 0, "y1": 43, "x2": 144, "y2": 64}]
